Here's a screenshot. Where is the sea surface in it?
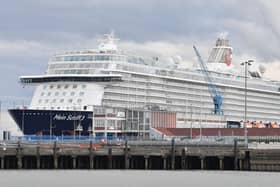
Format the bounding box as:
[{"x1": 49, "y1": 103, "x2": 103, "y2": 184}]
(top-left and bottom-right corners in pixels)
[{"x1": 0, "y1": 170, "x2": 279, "y2": 187}]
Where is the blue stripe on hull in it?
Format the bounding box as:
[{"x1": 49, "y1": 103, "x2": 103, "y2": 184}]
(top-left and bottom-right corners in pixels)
[{"x1": 8, "y1": 109, "x2": 93, "y2": 136}]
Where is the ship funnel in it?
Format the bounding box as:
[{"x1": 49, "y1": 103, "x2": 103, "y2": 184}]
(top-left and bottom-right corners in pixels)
[{"x1": 208, "y1": 38, "x2": 232, "y2": 66}]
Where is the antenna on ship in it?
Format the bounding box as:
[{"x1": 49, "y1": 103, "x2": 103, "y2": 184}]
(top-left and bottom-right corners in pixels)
[{"x1": 98, "y1": 31, "x2": 120, "y2": 52}]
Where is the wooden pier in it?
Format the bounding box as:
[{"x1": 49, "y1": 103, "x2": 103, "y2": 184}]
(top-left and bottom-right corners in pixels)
[{"x1": 0, "y1": 140, "x2": 279, "y2": 171}]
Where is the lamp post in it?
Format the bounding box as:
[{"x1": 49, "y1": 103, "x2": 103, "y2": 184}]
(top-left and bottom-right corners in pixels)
[
  {"x1": 190, "y1": 103, "x2": 193, "y2": 140},
  {"x1": 62, "y1": 130, "x2": 72, "y2": 140},
  {"x1": 76, "y1": 123, "x2": 83, "y2": 140},
  {"x1": 0, "y1": 100, "x2": 1, "y2": 129},
  {"x1": 92, "y1": 107, "x2": 95, "y2": 138},
  {"x1": 87, "y1": 126, "x2": 93, "y2": 139},
  {"x1": 22, "y1": 108, "x2": 25, "y2": 136},
  {"x1": 241, "y1": 60, "x2": 253, "y2": 146},
  {"x1": 86, "y1": 105, "x2": 96, "y2": 139},
  {"x1": 62, "y1": 130, "x2": 66, "y2": 141}
]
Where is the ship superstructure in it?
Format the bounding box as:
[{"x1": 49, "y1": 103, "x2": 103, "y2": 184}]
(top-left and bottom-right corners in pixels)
[{"x1": 8, "y1": 33, "x2": 280, "y2": 136}]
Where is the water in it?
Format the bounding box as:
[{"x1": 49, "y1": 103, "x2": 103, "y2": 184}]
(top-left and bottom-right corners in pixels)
[{"x1": 0, "y1": 170, "x2": 279, "y2": 187}]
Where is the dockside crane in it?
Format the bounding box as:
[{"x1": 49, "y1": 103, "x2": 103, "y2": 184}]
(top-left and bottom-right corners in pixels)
[{"x1": 193, "y1": 46, "x2": 223, "y2": 115}]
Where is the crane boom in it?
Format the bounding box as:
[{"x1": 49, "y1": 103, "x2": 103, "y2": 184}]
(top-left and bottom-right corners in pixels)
[{"x1": 193, "y1": 45, "x2": 223, "y2": 114}]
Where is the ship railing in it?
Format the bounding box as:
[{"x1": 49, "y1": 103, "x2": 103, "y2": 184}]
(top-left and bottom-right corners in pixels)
[
  {"x1": 2, "y1": 135, "x2": 280, "y2": 147},
  {"x1": 0, "y1": 139, "x2": 238, "y2": 147},
  {"x1": 0, "y1": 135, "x2": 237, "y2": 145}
]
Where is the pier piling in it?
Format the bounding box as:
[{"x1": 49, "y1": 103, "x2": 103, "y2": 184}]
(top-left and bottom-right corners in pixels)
[
  {"x1": 171, "y1": 138, "x2": 175, "y2": 170},
  {"x1": 124, "y1": 140, "x2": 129, "y2": 169},
  {"x1": 181, "y1": 148, "x2": 186, "y2": 169},
  {"x1": 234, "y1": 138, "x2": 238, "y2": 170},
  {"x1": 108, "y1": 147, "x2": 112, "y2": 169},
  {"x1": 89, "y1": 141, "x2": 94, "y2": 169}
]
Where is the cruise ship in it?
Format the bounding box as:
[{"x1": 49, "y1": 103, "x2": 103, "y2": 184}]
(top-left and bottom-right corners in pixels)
[{"x1": 8, "y1": 33, "x2": 280, "y2": 137}]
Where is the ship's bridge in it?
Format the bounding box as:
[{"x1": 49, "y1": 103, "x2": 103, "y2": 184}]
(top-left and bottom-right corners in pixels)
[{"x1": 20, "y1": 74, "x2": 122, "y2": 85}]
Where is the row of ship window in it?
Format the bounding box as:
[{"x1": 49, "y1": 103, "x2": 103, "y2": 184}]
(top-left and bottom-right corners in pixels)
[
  {"x1": 40, "y1": 91, "x2": 84, "y2": 97},
  {"x1": 53, "y1": 55, "x2": 127, "y2": 62},
  {"x1": 49, "y1": 69, "x2": 90, "y2": 75},
  {"x1": 49, "y1": 63, "x2": 108, "y2": 69},
  {"x1": 36, "y1": 106, "x2": 85, "y2": 110},
  {"x1": 38, "y1": 98, "x2": 82, "y2": 104},
  {"x1": 23, "y1": 112, "x2": 86, "y2": 115},
  {"x1": 43, "y1": 84, "x2": 86, "y2": 90}
]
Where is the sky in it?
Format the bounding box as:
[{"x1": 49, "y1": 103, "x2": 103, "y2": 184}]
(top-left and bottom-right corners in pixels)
[{"x1": 1, "y1": 0, "x2": 280, "y2": 131}]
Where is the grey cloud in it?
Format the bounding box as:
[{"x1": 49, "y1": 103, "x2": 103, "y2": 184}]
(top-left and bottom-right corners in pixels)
[{"x1": 1, "y1": 0, "x2": 280, "y2": 105}]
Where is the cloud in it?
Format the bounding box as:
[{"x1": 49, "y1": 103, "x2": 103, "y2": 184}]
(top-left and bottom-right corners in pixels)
[
  {"x1": 263, "y1": 61, "x2": 280, "y2": 81},
  {"x1": 0, "y1": 40, "x2": 50, "y2": 58}
]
